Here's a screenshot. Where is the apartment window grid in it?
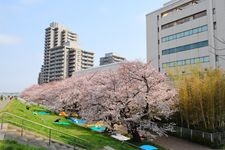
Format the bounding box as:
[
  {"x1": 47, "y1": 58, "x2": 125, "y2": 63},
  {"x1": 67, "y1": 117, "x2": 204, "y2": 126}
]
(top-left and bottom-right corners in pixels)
[
  {"x1": 162, "y1": 56, "x2": 210, "y2": 69},
  {"x1": 162, "y1": 40, "x2": 208, "y2": 55},
  {"x1": 162, "y1": 25, "x2": 208, "y2": 43}
]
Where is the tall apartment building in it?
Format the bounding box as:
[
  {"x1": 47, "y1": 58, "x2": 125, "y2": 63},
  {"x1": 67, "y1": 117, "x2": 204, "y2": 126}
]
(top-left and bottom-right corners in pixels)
[
  {"x1": 38, "y1": 22, "x2": 94, "y2": 84},
  {"x1": 100, "y1": 52, "x2": 126, "y2": 66},
  {"x1": 146, "y1": 0, "x2": 225, "y2": 74}
]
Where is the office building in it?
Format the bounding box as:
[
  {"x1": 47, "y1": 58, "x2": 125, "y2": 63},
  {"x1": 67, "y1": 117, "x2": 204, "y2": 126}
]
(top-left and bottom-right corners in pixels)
[
  {"x1": 38, "y1": 22, "x2": 94, "y2": 84},
  {"x1": 146, "y1": 0, "x2": 225, "y2": 74},
  {"x1": 100, "y1": 52, "x2": 126, "y2": 66}
]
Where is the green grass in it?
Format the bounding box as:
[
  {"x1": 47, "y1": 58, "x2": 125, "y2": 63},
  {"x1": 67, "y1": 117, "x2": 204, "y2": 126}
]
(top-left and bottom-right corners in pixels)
[
  {"x1": 0, "y1": 140, "x2": 45, "y2": 150},
  {"x1": 0, "y1": 99, "x2": 165, "y2": 150}
]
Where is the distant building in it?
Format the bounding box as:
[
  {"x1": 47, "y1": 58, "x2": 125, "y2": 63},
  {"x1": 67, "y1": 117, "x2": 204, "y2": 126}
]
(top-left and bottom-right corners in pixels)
[
  {"x1": 73, "y1": 62, "x2": 121, "y2": 77},
  {"x1": 100, "y1": 52, "x2": 126, "y2": 66},
  {"x1": 38, "y1": 22, "x2": 94, "y2": 84},
  {"x1": 146, "y1": 0, "x2": 225, "y2": 74}
]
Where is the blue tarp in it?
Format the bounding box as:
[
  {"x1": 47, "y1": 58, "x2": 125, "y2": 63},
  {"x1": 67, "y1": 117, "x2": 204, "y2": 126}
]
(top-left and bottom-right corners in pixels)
[
  {"x1": 70, "y1": 117, "x2": 86, "y2": 125},
  {"x1": 90, "y1": 126, "x2": 106, "y2": 132},
  {"x1": 139, "y1": 145, "x2": 158, "y2": 150},
  {"x1": 54, "y1": 122, "x2": 70, "y2": 125},
  {"x1": 38, "y1": 111, "x2": 50, "y2": 115},
  {"x1": 32, "y1": 111, "x2": 50, "y2": 115}
]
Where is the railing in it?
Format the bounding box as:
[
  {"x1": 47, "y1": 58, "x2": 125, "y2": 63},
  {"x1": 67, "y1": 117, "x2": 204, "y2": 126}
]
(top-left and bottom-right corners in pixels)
[
  {"x1": 173, "y1": 126, "x2": 225, "y2": 148},
  {"x1": 0, "y1": 112, "x2": 92, "y2": 149}
]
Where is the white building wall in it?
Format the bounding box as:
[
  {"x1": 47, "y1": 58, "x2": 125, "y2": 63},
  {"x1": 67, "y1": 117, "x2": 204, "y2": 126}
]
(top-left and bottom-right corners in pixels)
[
  {"x1": 146, "y1": 0, "x2": 225, "y2": 73},
  {"x1": 146, "y1": 11, "x2": 160, "y2": 71}
]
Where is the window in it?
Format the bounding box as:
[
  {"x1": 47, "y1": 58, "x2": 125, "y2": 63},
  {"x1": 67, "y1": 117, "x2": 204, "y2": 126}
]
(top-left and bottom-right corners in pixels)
[
  {"x1": 162, "y1": 50, "x2": 168, "y2": 55},
  {"x1": 162, "y1": 56, "x2": 209, "y2": 69},
  {"x1": 193, "y1": 28, "x2": 198, "y2": 34},
  {"x1": 170, "y1": 48, "x2": 176, "y2": 54},
  {"x1": 162, "y1": 40, "x2": 208, "y2": 55},
  {"x1": 186, "y1": 59, "x2": 191, "y2": 65},
  {"x1": 199, "y1": 57, "x2": 204, "y2": 63},
  {"x1": 174, "y1": 62, "x2": 178, "y2": 67},
  {"x1": 161, "y1": 0, "x2": 206, "y2": 18},
  {"x1": 191, "y1": 58, "x2": 195, "y2": 64},
  {"x1": 162, "y1": 63, "x2": 167, "y2": 68},
  {"x1": 161, "y1": 11, "x2": 207, "y2": 30},
  {"x1": 177, "y1": 33, "x2": 182, "y2": 39},
  {"x1": 169, "y1": 62, "x2": 175, "y2": 67},
  {"x1": 193, "y1": 11, "x2": 207, "y2": 19},
  {"x1": 162, "y1": 12, "x2": 169, "y2": 18},
  {"x1": 201, "y1": 25, "x2": 208, "y2": 31},
  {"x1": 162, "y1": 22, "x2": 174, "y2": 29},
  {"x1": 177, "y1": 17, "x2": 190, "y2": 25},
  {"x1": 184, "y1": 31, "x2": 190, "y2": 36},
  {"x1": 204, "y1": 56, "x2": 209, "y2": 62},
  {"x1": 195, "y1": 58, "x2": 200, "y2": 63},
  {"x1": 169, "y1": 35, "x2": 173, "y2": 41},
  {"x1": 180, "y1": 32, "x2": 184, "y2": 38},
  {"x1": 178, "y1": 61, "x2": 183, "y2": 66},
  {"x1": 161, "y1": 25, "x2": 208, "y2": 43}
]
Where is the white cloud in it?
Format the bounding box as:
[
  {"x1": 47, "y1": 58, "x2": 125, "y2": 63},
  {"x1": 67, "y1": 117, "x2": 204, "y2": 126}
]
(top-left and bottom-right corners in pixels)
[{"x1": 0, "y1": 34, "x2": 23, "y2": 46}]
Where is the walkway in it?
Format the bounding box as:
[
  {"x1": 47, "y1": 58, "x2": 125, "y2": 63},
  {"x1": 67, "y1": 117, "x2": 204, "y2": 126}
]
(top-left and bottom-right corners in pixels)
[
  {"x1": 0, "y1": 99, "x2": 10, "y2": 110},
  {"x1": 153, "y1": 135, "x2": 212, "y2": 150}
]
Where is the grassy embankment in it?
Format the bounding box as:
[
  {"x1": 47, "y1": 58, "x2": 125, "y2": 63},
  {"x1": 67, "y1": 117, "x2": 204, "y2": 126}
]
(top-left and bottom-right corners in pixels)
[
  {"x1": 0, "y1": 99, "x2": 165, "y2": 150},
  {"x1": 0, "y1": 140, "x2": 45, "y2": 150}
]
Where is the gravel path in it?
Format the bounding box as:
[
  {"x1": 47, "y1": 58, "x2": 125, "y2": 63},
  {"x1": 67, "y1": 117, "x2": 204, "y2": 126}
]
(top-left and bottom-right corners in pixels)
[{"x1": 153, "y1": 135, "x2": 213, "y2": 150}]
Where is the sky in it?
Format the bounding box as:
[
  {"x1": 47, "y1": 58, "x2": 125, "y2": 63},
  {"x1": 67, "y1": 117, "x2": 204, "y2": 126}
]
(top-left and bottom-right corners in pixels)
[{"x1": 0, "y1": 0, "x2": 167, "y2": 92}]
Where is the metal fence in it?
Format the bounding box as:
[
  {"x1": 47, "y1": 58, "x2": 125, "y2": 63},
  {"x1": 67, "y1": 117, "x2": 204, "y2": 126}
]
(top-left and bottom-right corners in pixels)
[
  {"x1": 174, "y1": 126, "x2": 225, "y2": 147},
  {"x1": 0, "y1": 112, "x2": 92, "y2": 149},
  {"x1": 0, "y1": 111, "x2": 140, "y2": 150}
]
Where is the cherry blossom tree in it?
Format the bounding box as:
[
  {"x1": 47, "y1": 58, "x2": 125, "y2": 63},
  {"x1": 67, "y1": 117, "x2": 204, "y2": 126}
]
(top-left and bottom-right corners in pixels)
[{"x1": 21, "y1": 61, "x2": 177, "y2": 142}]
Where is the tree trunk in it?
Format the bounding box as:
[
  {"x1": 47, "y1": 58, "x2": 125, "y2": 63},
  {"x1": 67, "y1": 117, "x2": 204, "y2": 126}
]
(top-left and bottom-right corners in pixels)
[
  {"x1": 127, "y1": 121, "x2": 141, "y2": 142},
  {"x1": 131, "y1": 128, "x2": 141, "y2": 142}
]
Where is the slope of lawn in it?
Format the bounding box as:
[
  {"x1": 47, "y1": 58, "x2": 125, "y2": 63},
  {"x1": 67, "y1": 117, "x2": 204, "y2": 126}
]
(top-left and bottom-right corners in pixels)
[
  {"x1": 0, "y1": 140, "x2": 45, "y2": 150},
  {"x1": 0, "y1": 99, "x2": 165, "y2": 150}
]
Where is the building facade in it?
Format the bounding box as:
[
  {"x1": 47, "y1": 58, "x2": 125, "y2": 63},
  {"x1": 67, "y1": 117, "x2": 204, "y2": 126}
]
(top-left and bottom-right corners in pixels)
[
  {"x1": 146, "y1": 0, "x2": 225, "y2": 74},
  {"x1": 38, "y1": 22, "x2": 94, "y2": 84},
  {"x1": 100, "y1": 52, "x2": 126, "y2": 66},
  {"x1": 73, "y1": 62, "x2": 121, "y2": 77}
]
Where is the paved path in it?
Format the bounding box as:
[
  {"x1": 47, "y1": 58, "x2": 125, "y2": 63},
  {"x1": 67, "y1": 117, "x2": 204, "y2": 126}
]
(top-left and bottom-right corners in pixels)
[
  {"x1": 153, "y1": 135, "x2": 213, "y2": 150},
  {"x1": 0, "y1": 99, "x2": 10, "y2": 110}
]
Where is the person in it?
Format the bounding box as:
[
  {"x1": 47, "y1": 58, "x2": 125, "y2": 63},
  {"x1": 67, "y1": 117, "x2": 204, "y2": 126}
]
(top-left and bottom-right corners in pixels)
[
  {"x1": 26, "y1": 106, "x2": 30, "y2": 110},
  {"x1": 54, "y1": 118, "x2": 61, "y2": 122}
]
